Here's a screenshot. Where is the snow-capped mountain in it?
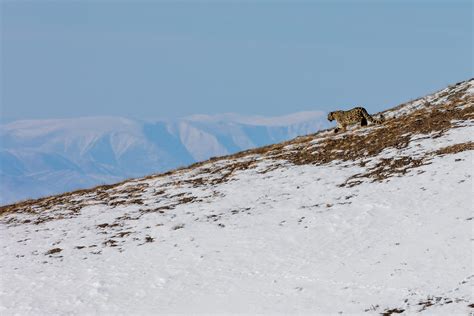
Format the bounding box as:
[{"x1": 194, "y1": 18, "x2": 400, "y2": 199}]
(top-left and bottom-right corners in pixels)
[
  {"x1": 0, "y1": 79, "x2": 473, "y2": 314},
  {"x1": 0, "y1": 111, "x2": 328, "y2": 205}
]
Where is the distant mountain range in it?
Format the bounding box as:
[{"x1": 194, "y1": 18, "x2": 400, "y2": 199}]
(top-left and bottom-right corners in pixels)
[{"x1": 0, "y1": 111, "x2": 328, "y2": 205}]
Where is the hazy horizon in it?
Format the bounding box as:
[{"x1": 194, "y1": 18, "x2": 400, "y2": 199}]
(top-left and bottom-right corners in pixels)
[{"x1": 0, "y1": 76, "x2": 470, "y2": 124}]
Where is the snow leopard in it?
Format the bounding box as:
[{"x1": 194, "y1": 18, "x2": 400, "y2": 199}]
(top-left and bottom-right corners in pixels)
[{"x1": 327, "y1": 107, "x2": 384, "y2": 133}]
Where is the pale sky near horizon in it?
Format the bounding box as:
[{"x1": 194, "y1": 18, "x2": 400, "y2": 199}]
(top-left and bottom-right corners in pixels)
[{"x1": 1, "y1": 1, "x2": 472, "y2": 122}]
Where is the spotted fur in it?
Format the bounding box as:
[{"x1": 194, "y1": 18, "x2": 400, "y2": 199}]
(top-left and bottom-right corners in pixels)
[{"x1": 327, "y1": 107, "x2": 384, "y2": 133}]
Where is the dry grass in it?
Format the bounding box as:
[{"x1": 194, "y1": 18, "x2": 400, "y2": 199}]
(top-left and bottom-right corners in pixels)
[{"x1": 435, "y1": 142, "x2": 474, "y2": 156}]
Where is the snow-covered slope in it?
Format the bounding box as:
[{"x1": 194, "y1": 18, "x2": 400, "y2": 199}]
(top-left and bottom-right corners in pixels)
[
  {"x1": 0, "y1": 79, "x2": 473, "y2": 315},
  {"x1": 0, "y1": 111, "x2": 327, "y2": 205}
]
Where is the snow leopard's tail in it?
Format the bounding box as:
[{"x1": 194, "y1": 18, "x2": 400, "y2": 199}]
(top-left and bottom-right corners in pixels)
[{"x1": 362, "y1": 108, "x2": 384, "y2": 124}]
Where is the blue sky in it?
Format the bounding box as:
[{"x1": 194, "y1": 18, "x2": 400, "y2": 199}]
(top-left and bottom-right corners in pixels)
[{"x1": 1, "y1": 1, "x2": 472, "y2": 122}]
